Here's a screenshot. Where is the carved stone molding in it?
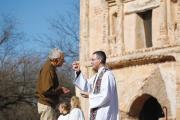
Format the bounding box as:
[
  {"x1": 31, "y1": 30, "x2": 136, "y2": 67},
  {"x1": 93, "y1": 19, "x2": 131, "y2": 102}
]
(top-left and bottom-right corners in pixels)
[
  {"x1": 84, "y1": 46, "x2": 180, "y2": 68},
  {"x1": 171, "y1": 0, "x2": 177, "y2": 3},
  {"x1": 123, "y1": 0, "x2": 136, "y2": 3},
  {"x1": 106, "y1": 0, "x2": 117, "y2": 7},
  {"x1": 107, "y1": 55, "x2": 175, "y2": 69},
  {"x1": 106, "y1": 0, "x2": 116, "y2": 3},
  {"x1": 124, "y1": 0, "x2": 160, "y2": 14}
]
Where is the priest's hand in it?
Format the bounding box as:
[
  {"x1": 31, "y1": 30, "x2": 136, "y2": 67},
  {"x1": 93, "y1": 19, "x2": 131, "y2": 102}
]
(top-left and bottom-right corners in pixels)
[
  {"x1": 72, "y1": 61, "x2": 80, "y2": 72},
  {"x1": 80, "y1": 92, "x2": 89, "y2": 98},
  {"x1": 56, "y1": 86, "x2": 70, "y2": 94},
  {"x1": 61, "y1": 86, "x2": 70, "y2": 94}
]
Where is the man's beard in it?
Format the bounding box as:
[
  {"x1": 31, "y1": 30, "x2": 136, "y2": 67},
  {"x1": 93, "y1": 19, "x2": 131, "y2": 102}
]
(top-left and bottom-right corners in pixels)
[{"x1": 92, "y1": 67, "x2": 98, "y2": 73}]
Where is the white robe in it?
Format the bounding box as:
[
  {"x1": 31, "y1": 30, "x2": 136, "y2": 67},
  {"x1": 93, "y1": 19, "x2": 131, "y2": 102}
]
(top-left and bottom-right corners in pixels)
[
  {"x1": 74, "y1": 67, "x2": 119, "y2": 120},
  {"x1": 57, "y1": 114, "x2": 69, "y2": 120},
  {"x1": 69, "y1": 108, "x2": 85, "y2": 120}
]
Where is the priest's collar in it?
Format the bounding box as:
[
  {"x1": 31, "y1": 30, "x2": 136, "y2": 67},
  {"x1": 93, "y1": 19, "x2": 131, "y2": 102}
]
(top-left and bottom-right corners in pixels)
[
  {"x1": 62, "y1": 112, "x2": 69, "y2": 116},
  {"x1": 98, "y1": 66, "x2": 105, "y2": 73}
]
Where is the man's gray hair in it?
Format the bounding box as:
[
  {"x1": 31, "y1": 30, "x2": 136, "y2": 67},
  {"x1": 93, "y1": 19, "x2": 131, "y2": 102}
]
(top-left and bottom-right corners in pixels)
[{"x1": 48, "y1": 48, "x2": 63, "y2": 60}]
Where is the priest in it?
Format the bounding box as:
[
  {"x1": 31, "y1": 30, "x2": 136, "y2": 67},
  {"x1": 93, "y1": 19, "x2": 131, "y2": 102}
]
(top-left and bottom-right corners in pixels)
[{"x1": 72, "y1": 51, "x2": 119, "y2": 120}]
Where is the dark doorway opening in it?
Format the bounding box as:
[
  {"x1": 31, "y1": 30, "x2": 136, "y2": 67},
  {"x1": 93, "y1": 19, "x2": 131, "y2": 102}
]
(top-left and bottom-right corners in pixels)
[
  {"x1": 139, "y1": 97, "x2": 164, "y2": 120},
  {"x1": 138, "y1": 10, "x2": 152, "y2": 48}
]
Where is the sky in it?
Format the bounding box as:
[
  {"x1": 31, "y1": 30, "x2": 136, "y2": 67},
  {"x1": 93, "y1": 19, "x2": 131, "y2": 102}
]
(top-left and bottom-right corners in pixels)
[{"x1": 0, "y1": 0, "x2": 78, "y2": 53}]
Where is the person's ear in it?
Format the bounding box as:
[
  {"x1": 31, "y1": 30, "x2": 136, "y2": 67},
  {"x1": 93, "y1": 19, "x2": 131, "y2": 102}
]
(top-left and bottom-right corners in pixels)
[
  {"x1": 54, "y1": 59, "x2": 58, "y2": 63},
  {"x1": 98, "y1": 59, "x2": 101, "y2": 64}
]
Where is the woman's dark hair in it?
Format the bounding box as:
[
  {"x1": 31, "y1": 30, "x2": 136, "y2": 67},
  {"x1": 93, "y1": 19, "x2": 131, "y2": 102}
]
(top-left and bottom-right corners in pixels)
[{"x1": 60, "y1": 102, "x2": 70, "y2": 111}]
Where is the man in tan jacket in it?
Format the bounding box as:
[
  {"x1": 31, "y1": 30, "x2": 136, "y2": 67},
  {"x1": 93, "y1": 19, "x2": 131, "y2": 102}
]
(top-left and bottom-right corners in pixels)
[{"x1": 36, "y1": 48, "x2": 70, "y2": 120}]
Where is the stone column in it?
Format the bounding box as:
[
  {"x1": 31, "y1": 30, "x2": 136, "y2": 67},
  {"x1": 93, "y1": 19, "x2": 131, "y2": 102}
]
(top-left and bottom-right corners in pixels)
[
  {"x1": 176, "y1": 61, "x2": 180, "y2": 120},
  {"x1": 102, "y1": 5, "x2": 110, "y2": 55},
  {"x1": 106, "y1": 0, "x2": 125, "y2": 56},
  {"x1": 116, "y1": 0, "x2": 125, "y2": 55},
  {"x1": 79, "y1": 0, "x2": 90, "y2": 119},
  {"x1": 80, "y1": 0, "x2": 89, "y2": 63},
  {"x1": 175, "y1": 2, "x2": 180, "y2": 120},
  {"x1": 157, "y1": 0, "x2": 169, "y2": 46},
  {"x1": 175, "y1": 1, "x2": 180, "y2": 44},
  {"x1": 166, "y1": 1, "x2": 176, "y2": 45}
]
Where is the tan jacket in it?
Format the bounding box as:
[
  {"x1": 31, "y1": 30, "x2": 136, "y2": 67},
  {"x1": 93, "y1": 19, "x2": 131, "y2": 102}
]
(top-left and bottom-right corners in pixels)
[{"x1": 36, "y1": 59, "x2": 59, "y2": 107}]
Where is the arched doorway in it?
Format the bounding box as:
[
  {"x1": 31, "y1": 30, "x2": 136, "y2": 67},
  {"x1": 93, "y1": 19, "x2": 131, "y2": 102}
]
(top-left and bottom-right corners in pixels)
[
  {"x1": 129, "y1": 94, "x2": 164, "y2": 120},
  {"x1": 139, "y1": 96, "x2": 164, "y2": 120}
]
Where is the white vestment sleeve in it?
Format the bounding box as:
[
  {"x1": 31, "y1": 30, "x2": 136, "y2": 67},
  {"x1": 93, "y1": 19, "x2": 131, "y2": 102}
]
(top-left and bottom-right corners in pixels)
[
  {"x1": 73, "y1": 72, "x2": 95, "y2": 92},
  {"x1": 89, "y1": 71, "x2": 114, "y2": 109}
]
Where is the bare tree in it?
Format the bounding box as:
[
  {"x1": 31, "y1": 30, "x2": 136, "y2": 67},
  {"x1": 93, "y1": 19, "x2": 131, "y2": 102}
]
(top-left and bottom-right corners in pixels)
[
  {"x1": 0, "y1": 52, "x2": 41, "y2": 120},
  {"x1": 0, "y1": 15, "x2": 24, "y2": 69},
  {"x1": 37, "y1": 0, "x2": 80, "y2": 61},
  {"x1": 0, "y1": 15, "x2": 14, "y2": 45},
  {"x1": 0, "y1": 15, "x2": 40, "y2": 120}
]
